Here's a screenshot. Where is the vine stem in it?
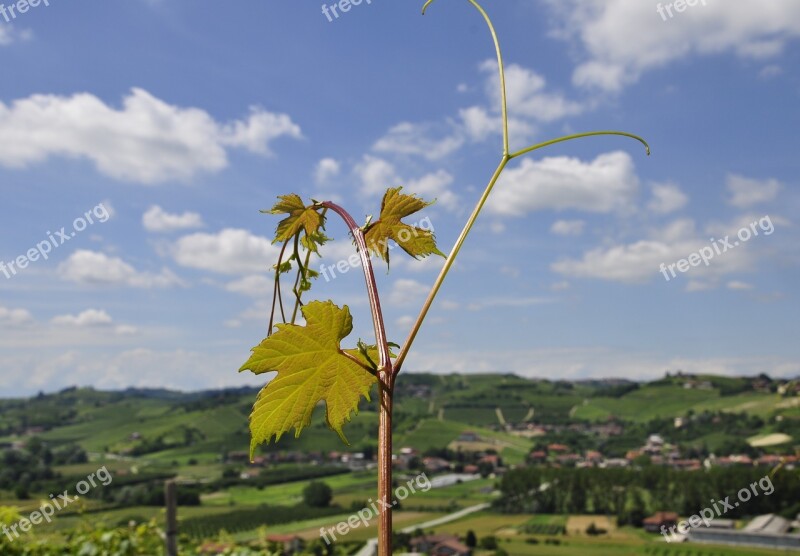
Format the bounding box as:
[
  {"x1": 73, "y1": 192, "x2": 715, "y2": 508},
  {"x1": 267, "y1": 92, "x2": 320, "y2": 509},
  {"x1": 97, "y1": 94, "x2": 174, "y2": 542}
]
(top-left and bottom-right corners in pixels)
[
  {"x1": 393, "y1": 128, "x2": 649, "y2": 374},
  {"x1": 424, "y1": 0, "x2": 509, "y2": 155},
  {"x1": 318, "y1": 201, "x2": 394, "y2": 556},
  {"x1": 510, "y1": 131, "x2": 651, "y2": 160},
  {"x1": 394, "y1": 155, "x2": 508, "y2": 374},
  {"x1": 397, "y1": 0, "x2": 651, "y2": 374}
]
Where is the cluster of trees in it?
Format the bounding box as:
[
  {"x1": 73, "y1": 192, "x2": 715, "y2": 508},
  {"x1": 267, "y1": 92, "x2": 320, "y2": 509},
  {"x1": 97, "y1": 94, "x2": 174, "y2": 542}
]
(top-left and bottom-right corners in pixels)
[
  {"x1": 111, "y1": 483, "x2": 201, "y2": 507},
  {"x1": 589, "y1": 382, "x2": 640, "y2": 399},
  {"x1": 496, "y1": 466, "x2": 800, "y2": 525},
  {"x1": 0, "y1": 438, "x2": 89, "y2": 499},
  {"x1": 0, "y1": 396, "x2": 79, "y2": 436}
]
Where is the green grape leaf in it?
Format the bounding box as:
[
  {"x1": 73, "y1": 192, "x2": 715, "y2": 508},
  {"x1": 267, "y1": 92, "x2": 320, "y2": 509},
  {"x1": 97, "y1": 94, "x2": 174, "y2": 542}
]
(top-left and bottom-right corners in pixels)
[
  {"x1": 266, "y1": 194, "x2": 324, "y2": 245},
  {"x1": 240, "y1": 300, "x2": 377, "y2": 458},
  {"x1": 365, "y1": 187, "x2": 445, "y2": 267}
]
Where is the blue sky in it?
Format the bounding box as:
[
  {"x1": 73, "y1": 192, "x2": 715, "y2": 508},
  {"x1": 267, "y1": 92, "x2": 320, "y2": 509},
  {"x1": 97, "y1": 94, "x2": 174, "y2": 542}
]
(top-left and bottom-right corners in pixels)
[{"x1": 1, "y1": 0, "x2": 798, "y2": 395}]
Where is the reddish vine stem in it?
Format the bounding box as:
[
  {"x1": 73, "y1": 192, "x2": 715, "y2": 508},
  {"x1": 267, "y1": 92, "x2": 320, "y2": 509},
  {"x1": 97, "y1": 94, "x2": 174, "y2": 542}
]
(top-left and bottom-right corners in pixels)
[
  {"x1": 319, "y1": 201, "x2": 394, "y2": 555},
  {"x1": 319, "y1": 202, "x2": 391, "y2": 369}
]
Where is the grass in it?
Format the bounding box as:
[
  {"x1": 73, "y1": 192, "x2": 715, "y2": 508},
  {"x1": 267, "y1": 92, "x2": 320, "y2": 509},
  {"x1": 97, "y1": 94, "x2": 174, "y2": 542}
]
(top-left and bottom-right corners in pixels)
[
  {"x1": 574, "y1": 386, "x2": 721, "y2": 422},
  {"x1": 202, "y1": 471, "x2": 378, "y2": 507},
  {"x1": 264, "y1": 511, "x2": 446, "y2": 543}
]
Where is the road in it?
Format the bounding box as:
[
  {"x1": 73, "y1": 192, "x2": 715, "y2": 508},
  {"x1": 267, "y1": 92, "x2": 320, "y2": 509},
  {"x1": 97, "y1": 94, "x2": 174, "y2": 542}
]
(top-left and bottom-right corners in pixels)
[{"x1": 353, "y1": 502, "x2": 491, "y2": 556}]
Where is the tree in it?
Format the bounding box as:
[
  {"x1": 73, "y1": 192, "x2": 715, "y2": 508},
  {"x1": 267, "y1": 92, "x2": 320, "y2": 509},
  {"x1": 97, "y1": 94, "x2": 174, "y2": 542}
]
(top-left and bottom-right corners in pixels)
[
  {"x1": 465, "y1": 530, "x2": 477, "y2": 548},
  {"x1": 303, "y1": 481, "x2": 333, "y2": 508},
  {"x1": 14, "y1": 485, "x2": 29, "y2": 500},
  {"x1": 478, "y1": 461, "x2": 494, "y2": 478}
]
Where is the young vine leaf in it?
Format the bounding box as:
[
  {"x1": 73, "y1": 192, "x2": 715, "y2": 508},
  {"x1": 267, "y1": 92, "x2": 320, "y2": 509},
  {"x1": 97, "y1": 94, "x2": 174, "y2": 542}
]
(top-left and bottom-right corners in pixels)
[
  {"x1": 365, "y1": 187, "x2": 445, "y2": 267},
  {"x1": 240, "y1": 300, "x2": 377, "y2": 458},
  {"x1": 266, "y1": 194, "x2": 326, "y2": 251}
]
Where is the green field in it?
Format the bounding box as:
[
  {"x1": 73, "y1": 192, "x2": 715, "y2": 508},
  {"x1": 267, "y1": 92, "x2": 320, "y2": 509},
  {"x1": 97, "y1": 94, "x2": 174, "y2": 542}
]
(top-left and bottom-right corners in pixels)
[{"x1": 1, "y1": 373, "x2": 798, "y2": 554}]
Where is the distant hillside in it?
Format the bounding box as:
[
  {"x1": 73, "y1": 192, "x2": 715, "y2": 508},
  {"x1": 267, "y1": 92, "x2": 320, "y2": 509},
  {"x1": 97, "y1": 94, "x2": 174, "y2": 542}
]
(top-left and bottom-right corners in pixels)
[{"x1": 0, "y1": 372, "x2": 797, "y2": 463}]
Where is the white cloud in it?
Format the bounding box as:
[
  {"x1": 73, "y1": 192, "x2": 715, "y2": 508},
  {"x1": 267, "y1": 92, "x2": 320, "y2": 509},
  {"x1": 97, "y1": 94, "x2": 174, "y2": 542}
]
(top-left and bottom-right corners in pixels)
[
  {"x1": 727, "y1": 280, "x2": 754, "y2": 291},
  {"x1": 551, "y1": 218, "x2": 754, "y2": 285},
  {"x1": 0, "y1": 27, "x2": 13, "y2": 46},
  {"x1": 481, "y1": 60, "x2": 585, "y2": 122},
  {"x1": 225, "y1": 274, "x2": 273, "y2": 297},
  {"x1": 388, "y1": 279, "x2": 429, "y2": 305},
  {"x1": 551, "y1": 281, "x2": 571, "y2": 291},
  {"x1": 686, "y1": 279, "x2": 714, "y2": 293},
  {"x1": 459, "y1": 105, "x2": 503, "y2": 142},
  {"x1": 0, "y1": 89, "x2": 301, "y2": 184},
  {"x1": 372, "y1": 122, "x2": 463, "y2": 161},
  {"x1": 354, "y1": 156, "x2": 399, "y2": 197},
  {"x1": 500, "y1": 266, "x2": 520, "y2": 278},
  {"x1": 406, "y1": 170, "x2": 458, "y2": 211},
  {"x1": 0, "y1": 348, "x2": 261, "y2": 394},
  {"x1": 314, "y1": 157, "x2": 341, "y2": 185},
  {"x1": 0, "y1": 306, "x2": 33, "y2": 326},
  {"x1": 354, "y1": 156, "x2": 459, "y2": 211},
  {"x1": 488, "y1": 151, "x2": 639, "y2": 216},
  {"x1": 395, "y1": 315, "x2": 415, "y2": 329},
  {"x1": 396, "y1": 252, "x2": 446, "y2": 274},
  {"x1": 172, "y1": 228, "x2": 280, "y2": 275},
  {"x1": 373, "y1": 58, "x2": 576, "y2": 163},
  {"x1": 51, "y1": 309, "x2": 113, "y2": 327},
  {"x1": 0, "y1": 26, "x2": 32, "y2": 46},
  {"x1": 219, "y1": 107, "x2": 302, "y2": 156},
  {"x1": 440, "y1": 300, "x2": 459, "y2": 310},
  {"x1": 727, "y1": 174, "x2": 781, "y2": 208},
  {"x1": 550, "y1": 219, "x2": 586, "y2": 236},
  {"x1": 143, "y1": 205, "x2": 205, "y2": 232},
  {"x1": 648, "y1": 182, "x2": 689, "y2": 214},
  {"x1": 553, "y1": 240, "x2": 679, "y2": 284},
  {"x1": 759, "y1": 65, "x2": 783, "y2": 79},
  {"x1": 544, "y1": 0, "x2": 800, "y2": 91},
  {"x1": 49, "y1": 309, "x2": 138, "y2": 335},
  {"x1": 59, "y1": 250, "x2": 184, "y2": 288},
  {"x1": 458, "y1": 105, "x2": 535, "y2": 147},
  {"x1": 403, "y1": 347, "x2": 800, "y2": 382}
]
